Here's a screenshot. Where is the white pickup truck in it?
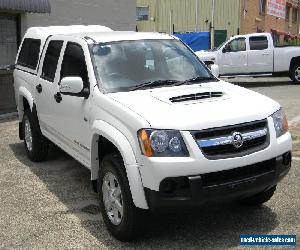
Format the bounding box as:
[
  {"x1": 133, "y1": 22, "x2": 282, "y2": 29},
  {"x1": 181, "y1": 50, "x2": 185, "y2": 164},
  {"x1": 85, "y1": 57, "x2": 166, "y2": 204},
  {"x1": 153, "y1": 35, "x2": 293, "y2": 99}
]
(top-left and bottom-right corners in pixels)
[
  {"x1": 196, "y1": 33, "x2": 300, "y2": 83},
  {"x1": 14, "y1": 26, "x2": 292, "y2": 241}
]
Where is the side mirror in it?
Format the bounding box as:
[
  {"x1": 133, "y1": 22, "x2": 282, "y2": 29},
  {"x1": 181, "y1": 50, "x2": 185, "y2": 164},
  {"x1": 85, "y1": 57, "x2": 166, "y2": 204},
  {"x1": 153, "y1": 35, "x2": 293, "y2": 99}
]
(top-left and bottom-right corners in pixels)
[
  {"x1": 222, "y1": 45, "x2": 230, "y2": 53},
  {"x1": 60, "y1": 77, "x2": 89, "y2": 98},
  {"x1": 210, "y1": 64, "x2": 220, "y2": 77}
]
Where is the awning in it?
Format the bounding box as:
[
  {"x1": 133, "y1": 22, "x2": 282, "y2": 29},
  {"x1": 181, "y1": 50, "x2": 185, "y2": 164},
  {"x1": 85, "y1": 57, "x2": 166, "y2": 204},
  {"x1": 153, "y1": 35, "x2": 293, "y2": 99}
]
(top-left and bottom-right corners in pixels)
[{"x1": 0, "y1": 0, "x2": 51, "y2": 13}]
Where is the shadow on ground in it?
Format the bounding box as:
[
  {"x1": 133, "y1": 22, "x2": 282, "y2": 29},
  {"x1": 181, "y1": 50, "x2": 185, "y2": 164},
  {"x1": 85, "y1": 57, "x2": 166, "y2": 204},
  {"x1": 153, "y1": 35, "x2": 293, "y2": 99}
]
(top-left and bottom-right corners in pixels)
[{"x1": 9, "y1": 142, "x2": 279, "y2": 249}]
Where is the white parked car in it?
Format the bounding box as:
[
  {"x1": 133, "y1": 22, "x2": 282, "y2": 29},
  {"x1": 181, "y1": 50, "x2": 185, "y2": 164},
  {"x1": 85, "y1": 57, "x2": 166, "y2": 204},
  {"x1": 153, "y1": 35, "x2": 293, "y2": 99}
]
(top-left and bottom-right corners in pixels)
[
  {"x1": 14, "y1": 26, "x2": 292, "y2": 241},
  {"x1": 196, "y1": 33, "x2": 300, "y2": 83}
]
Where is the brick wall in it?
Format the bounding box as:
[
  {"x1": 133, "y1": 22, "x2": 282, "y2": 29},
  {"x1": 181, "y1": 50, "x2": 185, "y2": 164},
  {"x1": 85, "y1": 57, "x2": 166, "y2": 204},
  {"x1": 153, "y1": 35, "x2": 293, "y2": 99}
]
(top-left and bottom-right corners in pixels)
[{"x1": 240, "y1": 0, "x2": 299, "y2": 36}]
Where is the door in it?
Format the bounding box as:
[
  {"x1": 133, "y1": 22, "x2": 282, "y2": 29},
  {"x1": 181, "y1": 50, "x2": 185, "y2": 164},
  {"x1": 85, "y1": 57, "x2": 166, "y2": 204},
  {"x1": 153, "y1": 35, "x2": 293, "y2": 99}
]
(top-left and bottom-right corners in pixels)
[
  {"x1": 247, "y1": 35, "x2": 273, "y2": 73},
  {"x1": 36, "y1": 39, "x2": 64, "y2": 137},
  {"x1": 219, "y1": 37, "x2": 248, "y2": 75},
  {"x1": 53, "y1": 42, "x2": 91, "y2": 164}
]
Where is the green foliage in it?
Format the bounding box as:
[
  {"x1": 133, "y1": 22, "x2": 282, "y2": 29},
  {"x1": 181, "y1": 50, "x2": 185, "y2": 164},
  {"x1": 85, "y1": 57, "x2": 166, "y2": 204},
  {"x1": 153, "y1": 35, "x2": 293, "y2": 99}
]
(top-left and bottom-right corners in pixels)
[{"x1": 275, "y1": 39, "x2": 300, "y2": 47}]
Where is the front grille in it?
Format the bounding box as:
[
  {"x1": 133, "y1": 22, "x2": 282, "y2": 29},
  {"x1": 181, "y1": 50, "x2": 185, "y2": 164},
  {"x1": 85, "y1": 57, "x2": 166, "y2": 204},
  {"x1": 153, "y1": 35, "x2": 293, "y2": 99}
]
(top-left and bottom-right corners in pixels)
[
  {"x1": 169, "y1": 92, "x2": 223, "y2": 103},
  {"x1": 201, "y1": 158, "x2": 275, "y2": 187},
  {"x1": 192, "y1": 119, "x2": 269, "y2": 159}
]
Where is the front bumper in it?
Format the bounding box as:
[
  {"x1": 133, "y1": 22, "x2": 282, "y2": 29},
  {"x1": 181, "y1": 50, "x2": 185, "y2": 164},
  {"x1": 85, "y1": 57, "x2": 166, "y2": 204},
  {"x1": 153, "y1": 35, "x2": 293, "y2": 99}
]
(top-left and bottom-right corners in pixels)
[{"x1": 144, "y1": 152, "x2": 292, "y2": 210}]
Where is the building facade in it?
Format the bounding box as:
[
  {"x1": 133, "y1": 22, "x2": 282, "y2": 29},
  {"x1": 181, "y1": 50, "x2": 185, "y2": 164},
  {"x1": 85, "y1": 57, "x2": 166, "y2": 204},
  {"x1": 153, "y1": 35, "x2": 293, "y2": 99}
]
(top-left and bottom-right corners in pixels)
[
  {"x1": 136, "y1": 0, "x2": 241, "y2": 37},
  {"x1": 136, "y1": 0, "x2": 299, "y2": 39},
  {"x1": 0, "y1": 0, "x2": 135, "y2": 114},
  {"x1": 240, "y1": 0, "x2": 299, "y2": 39}
]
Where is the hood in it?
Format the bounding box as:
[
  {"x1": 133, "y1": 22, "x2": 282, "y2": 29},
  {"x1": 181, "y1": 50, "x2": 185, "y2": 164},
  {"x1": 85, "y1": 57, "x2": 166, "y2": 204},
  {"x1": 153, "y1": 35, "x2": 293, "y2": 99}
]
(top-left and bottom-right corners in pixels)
[
  {"x1": 195, "y1": 50, "x2": 217, "y2": 62},
  {"x1": 107, "y1": 81, "x2": 280, "y2": 130}
]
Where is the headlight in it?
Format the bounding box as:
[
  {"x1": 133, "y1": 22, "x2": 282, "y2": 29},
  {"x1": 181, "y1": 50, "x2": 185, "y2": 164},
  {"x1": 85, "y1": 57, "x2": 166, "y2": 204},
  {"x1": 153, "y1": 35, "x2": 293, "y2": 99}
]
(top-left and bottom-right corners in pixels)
[
  {"x1": 271, "y1": 108, "x2": 289, "y2": 138},
  {"x1": 138, "y1": 129, "x2": 189, "y2": 157}
]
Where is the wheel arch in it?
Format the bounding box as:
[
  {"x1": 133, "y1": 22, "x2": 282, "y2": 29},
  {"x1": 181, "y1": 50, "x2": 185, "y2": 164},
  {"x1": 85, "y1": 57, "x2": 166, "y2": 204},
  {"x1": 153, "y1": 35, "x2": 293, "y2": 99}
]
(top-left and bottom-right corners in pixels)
[
  {"x1": 18, "y1": 86, "x2": 34, "y2": 121},
  {"x1": 90, "y1": 120, "x2": 148, "y2": 209},
  {"x1": 289, "y1": 56, "x2": 300, "y2": 71}
]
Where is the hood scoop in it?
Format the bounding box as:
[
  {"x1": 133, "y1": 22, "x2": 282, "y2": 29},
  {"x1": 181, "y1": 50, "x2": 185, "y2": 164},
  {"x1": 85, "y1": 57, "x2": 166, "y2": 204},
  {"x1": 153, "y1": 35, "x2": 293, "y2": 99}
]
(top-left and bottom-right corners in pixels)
[{"x1": 169, "y1": 91, "x2": 224, "y2": 103}]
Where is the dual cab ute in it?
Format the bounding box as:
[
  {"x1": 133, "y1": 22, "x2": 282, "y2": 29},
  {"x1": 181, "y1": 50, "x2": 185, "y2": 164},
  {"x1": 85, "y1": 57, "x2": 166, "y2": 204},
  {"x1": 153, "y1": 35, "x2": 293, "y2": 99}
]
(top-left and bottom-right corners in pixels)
[
  {"x1": 196, "y1": 33, "x2": 300, "y2": 83},
  {"x1": 14, "y1": 26, "x2": 292, "y2": 241}
]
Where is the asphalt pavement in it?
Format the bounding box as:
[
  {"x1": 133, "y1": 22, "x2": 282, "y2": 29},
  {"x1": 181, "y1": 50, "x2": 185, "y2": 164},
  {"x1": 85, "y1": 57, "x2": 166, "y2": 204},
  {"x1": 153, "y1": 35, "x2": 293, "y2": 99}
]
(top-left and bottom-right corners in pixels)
[{"x1": 0, "y1": 77, "x2": 299, "y2": 249}]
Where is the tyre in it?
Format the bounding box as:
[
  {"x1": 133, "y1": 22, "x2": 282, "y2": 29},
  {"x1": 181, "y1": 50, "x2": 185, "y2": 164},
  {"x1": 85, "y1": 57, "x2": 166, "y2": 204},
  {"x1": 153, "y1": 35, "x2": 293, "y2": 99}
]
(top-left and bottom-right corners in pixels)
[
  {"x1": 289, "y1": 63, "x2": 300, "y2": 84},
  {"x1": 98, "y1": 153, "x2": 144, "y2": 241},
  {"x1": 238, "y1": 186, "x2": 276, "y2": 206},
  {"x1": 22, "y1": 109, "x2": 49, "y2": 162}
]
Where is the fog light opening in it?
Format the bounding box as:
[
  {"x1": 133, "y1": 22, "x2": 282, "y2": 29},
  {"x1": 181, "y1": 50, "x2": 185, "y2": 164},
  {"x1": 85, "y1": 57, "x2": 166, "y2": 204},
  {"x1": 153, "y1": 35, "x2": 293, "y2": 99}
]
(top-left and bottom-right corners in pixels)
[
  {"x1": 282, "y1": 152, "x2": 292, "y2": 166},
  {"x1": 161, "y1": 179, "x2": 177, "y2": 194}
]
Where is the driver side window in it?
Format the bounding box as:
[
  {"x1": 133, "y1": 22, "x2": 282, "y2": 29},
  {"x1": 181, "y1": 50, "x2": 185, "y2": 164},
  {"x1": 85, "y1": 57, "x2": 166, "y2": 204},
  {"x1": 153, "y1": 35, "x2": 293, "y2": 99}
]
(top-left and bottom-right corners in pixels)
[
  {"x1": 227, "y1": 38, "x2": 246, "y2": 52},
  {"x1": 60, "y1": 42, "x2": 89, "y2": 87}
]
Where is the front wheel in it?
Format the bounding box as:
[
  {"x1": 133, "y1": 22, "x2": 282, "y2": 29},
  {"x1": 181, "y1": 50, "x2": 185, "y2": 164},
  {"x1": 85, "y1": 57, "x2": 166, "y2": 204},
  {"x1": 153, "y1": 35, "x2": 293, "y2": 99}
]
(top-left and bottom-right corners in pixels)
[
  {"x1": 98, "y1": 153, "x2": 145, "y2": 241},
  {"x1": 238, "y1": 186, "x2": 276, "y2": 206},
  {"x1": 289, "y1": 63, "x2": 300, "y2": 84}
]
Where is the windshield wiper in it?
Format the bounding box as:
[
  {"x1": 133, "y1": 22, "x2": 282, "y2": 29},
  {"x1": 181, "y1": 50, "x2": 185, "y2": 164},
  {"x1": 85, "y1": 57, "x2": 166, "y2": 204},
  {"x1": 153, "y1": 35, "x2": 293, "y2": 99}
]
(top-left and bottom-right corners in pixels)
[
  {"x1": 129, "y1": 80, "x2": 180, "y2": 91},
  {"x1": 175, "y1": 76, "x2": 216, "y2": 86}
]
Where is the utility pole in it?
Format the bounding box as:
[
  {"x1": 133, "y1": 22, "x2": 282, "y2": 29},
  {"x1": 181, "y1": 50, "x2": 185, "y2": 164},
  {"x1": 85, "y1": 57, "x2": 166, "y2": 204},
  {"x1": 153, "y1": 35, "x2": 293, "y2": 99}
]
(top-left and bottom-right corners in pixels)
[
  {"x1": 195, "y1": 0, "x2": 198, "y2": 32},
  {"x1": 211, "y1": 0, "x2": 215, "y2": 49}
]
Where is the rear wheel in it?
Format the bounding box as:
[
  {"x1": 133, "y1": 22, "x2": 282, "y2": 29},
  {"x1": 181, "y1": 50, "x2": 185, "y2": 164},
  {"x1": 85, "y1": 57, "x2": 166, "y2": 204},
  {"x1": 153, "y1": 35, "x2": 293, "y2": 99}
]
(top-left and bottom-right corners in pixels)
[
  {"x1": 22, "y1": 109, "x2": 49, "y2": 162},
  {"x1": 238, "y1": 186, "x2": 276, "y2": 206},
  {"x1": 289, "y1": 63, "x2": 300, "y2": 84},
  {"x1": 98, "y1": 153, "x2": 145, "y2": 241}
]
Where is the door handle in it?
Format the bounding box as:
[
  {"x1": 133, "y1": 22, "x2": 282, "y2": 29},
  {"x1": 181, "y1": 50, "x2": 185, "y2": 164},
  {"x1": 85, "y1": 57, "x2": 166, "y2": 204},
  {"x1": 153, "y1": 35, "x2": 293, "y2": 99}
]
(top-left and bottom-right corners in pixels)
[
  {"x1": 54, "y1": 92, "x2": 62, "y2": 103},
  {"x1": 262, "y1": 53, "x2": 270, "y2": 56},
  {"x1": 36, "y1": 84, "x2": 42, "y2": 93}
]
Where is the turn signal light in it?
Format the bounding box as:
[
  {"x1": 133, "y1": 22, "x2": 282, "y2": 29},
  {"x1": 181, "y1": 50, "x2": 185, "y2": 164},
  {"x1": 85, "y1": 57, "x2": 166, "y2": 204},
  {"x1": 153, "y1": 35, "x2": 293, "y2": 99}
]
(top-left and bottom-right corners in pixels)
[{"x1": 138, "y1": 129, "x2": 153, "y2": 157}]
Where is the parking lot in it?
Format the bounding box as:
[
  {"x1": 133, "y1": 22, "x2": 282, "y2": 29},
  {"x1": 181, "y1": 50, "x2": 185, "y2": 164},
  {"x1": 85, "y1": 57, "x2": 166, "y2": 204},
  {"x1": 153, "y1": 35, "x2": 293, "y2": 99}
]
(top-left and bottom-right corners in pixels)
[{"x1": 0, "y1": 77, "x2": 299, "y2": 249}]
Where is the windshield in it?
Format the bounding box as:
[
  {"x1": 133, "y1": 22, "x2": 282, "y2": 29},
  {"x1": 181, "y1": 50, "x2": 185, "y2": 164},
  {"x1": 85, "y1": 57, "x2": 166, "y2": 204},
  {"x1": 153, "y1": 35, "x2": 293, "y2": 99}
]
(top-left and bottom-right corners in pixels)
[
  {"x1": 91, "y1": 39, "x2": 214, "y2": 92},
  {"x1": 213, "y1": 40, "x2": 228, "y2": 51}
]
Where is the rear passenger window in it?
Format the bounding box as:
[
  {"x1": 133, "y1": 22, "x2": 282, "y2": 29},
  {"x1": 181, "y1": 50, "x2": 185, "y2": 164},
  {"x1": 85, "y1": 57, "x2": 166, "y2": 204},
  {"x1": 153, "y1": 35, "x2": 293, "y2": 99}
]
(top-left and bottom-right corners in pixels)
[
  {"x1": 60, "y1": 43, "x2": 89, "y2": 87},
  {"x1": 41, "y1": 41, "x2": 63, "y2": 82},
  {"x1": 17, "y1": 38, "x2": 41, "y2": 70},
  {"x1": 249, "y1": 36, "x2": 268, "y2": 50}
]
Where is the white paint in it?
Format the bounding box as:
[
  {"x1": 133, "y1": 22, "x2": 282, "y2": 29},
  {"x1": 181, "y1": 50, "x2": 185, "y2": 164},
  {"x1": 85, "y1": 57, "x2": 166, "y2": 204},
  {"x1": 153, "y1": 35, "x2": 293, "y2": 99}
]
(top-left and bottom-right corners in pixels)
[
  {"x1": 196, "y1": 32, "x2": 299, "y2": 76},
  {"x1": 14, "y1": 28, "x2": 293, "y2": 210}
]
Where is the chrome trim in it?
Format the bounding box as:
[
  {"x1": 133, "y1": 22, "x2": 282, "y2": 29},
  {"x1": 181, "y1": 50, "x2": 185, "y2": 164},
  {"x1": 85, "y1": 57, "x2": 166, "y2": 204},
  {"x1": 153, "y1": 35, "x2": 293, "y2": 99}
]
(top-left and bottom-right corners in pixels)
[{"x1": 197, "y1": 128, "x2": 268, "y2": 148}]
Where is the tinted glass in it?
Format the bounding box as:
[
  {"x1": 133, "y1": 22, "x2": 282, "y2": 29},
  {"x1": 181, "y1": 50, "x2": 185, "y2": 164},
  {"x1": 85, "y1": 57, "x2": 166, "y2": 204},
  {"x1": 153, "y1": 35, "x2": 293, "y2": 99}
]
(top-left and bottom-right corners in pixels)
[
  {"x1": 41, "y1": 41, "x2": 63, "y2": 82},
  {"x1": 60, "y1": 43, "x2": 89, "y2": 86},
  {"x1": 17, "y1": 38, "x2": 41, "y2": 69},
  {"x1": 91, "y1": 39, "x2": 213, "y2": 93},
  {"x1": 228, "y1": 38, "x2": 246, "y2": 52},
  {"x1": 249, "y1": 36, "x2": 268, "y2": 50}
]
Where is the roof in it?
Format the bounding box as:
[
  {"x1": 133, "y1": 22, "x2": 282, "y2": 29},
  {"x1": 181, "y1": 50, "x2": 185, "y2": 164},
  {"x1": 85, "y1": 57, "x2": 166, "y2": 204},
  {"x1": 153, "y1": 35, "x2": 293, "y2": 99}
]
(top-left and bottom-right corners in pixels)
[
  {"x1": 0, "y1": 0, "x2": 51, "y2": 13},
  {"x1": 24, "y1": 26, "x2": 173, "y2": 43},
  {"x1": 80, "y1": 32, "x2": 174, "y2": 43},
  {"x1": 25, "y1": 25, "x2": 113, "y2": 40}
]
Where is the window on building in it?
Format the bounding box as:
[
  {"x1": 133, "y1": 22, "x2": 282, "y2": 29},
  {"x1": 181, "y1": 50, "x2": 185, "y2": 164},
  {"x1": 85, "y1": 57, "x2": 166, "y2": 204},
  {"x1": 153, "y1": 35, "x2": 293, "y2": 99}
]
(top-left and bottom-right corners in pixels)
[
  {"x1": 0, "y1": 15, "x2": 18, "y2": 68},
  {"x1": 286, "y1": 5, "x2": 291, "y2": 20},
  {"x1": 61, "y1": 42, "x2": 89, "y2": 87},
  {"x1": 41, "y1": 41, "x2": 63, "y2": 82},
  {"x1": 227, "y1": 38, "x2": 246, "y2": 52},
  {"x1": 292, "y1": 8, "x2": 298, "y2": 23},
  {"x1": 17, "y1": 38, "x2": 41, "y2": 70},
  {"x1": 249, "y1": 36, "x2": 269, "y2": 50},
  {"x1": 259, "y1": 0, "x2": 267, "y2": 14},
  {"x1": 136, "y1": 6, "x2": 149, "y2": 21}
]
